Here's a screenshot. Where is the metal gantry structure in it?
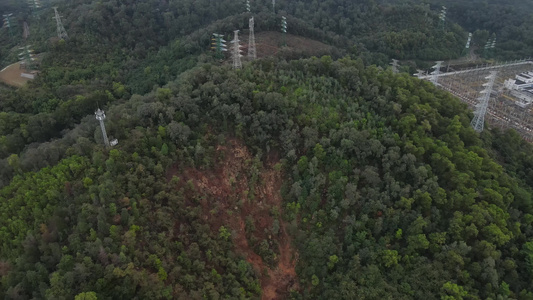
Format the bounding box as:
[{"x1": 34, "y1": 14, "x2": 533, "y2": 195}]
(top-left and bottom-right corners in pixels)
[
  {"x1": 462, "y1": 33, "x2": 472, "y2": 56},
  {"x1": 417, "y1": 59, "x2": 533, "y2": 141},
  {"x1": 231, "y1": 30, "x2": 243, "y2": 69},
  {"x1": 53, "y1": 7, "x2": 68, "y2": 40},
  {"x1": 3, "y1": 13, "x2": 14, "y2": 37},
  {"x1": 470, "y1": 71, "x2": 498, "y2": 132},
  {"x1": 248, "y1": 17, "x2": 256, "y2": 60},
  {"x1": 439, "y1": 6, "x2": 446, "y2": 29},
  {"x1": 95, "y1": 109, "x2": 111, "y2": 147},
  {"x1": 28, "y1": 0, "x2": 42, "y2": 16}
]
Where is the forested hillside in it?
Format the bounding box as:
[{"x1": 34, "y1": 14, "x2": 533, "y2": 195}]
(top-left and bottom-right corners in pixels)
[{"x1": 1, "y1": 0, "x2": 533, "y2": 299}]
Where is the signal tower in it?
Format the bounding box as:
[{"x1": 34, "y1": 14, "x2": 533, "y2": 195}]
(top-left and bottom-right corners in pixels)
[
  {"x1": 231, "y1": 30, "x2": 243, "y2": 69},
  {"x1": 439, "y1": 6, "x2": 446, "y2": 29},
  {"x1": 430, "y1": 61, "x2": 444, "y2": 85},
  {"x1": 281, "y1": 16, "x2": 287, "y2": 46},
  {"x1": 211, "y1": 33, "x2": 227, "y2": 59},
  {"x1": 248, "y1": 17, "x2": 256, "y2": 60},
  {"x1": 95, "y1": 108, "x2": 111, "y2": 147},
  {"x1": 18, "y1": 45, "x2": 35, "y2": 71},
  {"x1": 3, "y1": 13, "x2": 14, "y2": 38},
  {"x1": 471, "y1": 71, "x2": 498, "y2": 132},
  {"x1": 390, "y1": 59, "x2": 399, "y2": 73},
  {"x1": 53, "y1": 7, "x2": 68, "y2": 40}
]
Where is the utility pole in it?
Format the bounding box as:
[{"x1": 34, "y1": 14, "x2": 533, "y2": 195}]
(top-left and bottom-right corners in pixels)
[
  {"x1": 390, "y1": 59, "x2": 399, "y2": 73},
  {"x1": 95, "y1": 108, "x2": 110, "y2": 147},
  {"x1": 211, "y1": 33, "x2": 227, "y2": 59},
  {"x1": 248, "y1": 17, "x2": 256, "y2": 60},
  {"x1": 231, "y1": 30, "x2": 243, "y2": 69},
  {"x1": 430, "y1": 61, "x2": 444, "y2": 85},
  {"x1": 471, "y1": 71, "x2": 498, "y2": 132},
  {"x1": 3, "y1": 13, "x2": 14, "y2": 38},
  {"x1": 53, "y1": 7, "x2": 68, "y2": 40},
  {"x1": 281, "y1": 16, "x2": 287, "y2": 47}
]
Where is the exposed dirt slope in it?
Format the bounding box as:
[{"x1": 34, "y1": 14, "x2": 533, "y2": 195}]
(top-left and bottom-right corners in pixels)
[
  {"x1": 0, "y1": 62, "x2": 32, "y2": 87},
  {"x1": 167, "y1": 139, "x2": 298, "y2": 299}
]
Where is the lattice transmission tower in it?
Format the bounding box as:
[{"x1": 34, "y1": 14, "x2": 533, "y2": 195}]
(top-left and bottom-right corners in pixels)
[
  {"x1": 248, "y1": 17, "x2": 256, "y2": 60},
  {"x1": 53, "y1": 7, "x2": 68, "y2": 40},
  {"x1": 390, "y1": 59, "x2": 399, "y2": 73},
  {"x1": 211, "y1": 33, "x2": 227, "y2": 59},
  {"x1": 231, "y1": 30, "x2": 243, "y2": 69},
  {"x1": 246, "y1": 0, "x2": 250, "y2": 13},
  {"x1": 28, "y1": 0, "x2": 41, "y2": 16},
  {"x1": 471, "y1": 71, "x2": 498, "y2": 133},
  {"x1": 439, "y1": 6, "x2": 446, "y2": 29},
  {"x1": 19, "y1": 45, "x2": 36, "y2": 71},
  {"x1": 462, "y1": 32, "x2": 472, "y2": 56},
  {"x1": 430, "y1": 61, "x2": 444, "y2": 85},
  {"x1": 3, "y1": 13, "x2": 14, "y2": 38},
  {"x1": 272, "y1": 0, "x2": 275, "y2": 14},
  {"x1": 95, "y1": 108, "x2": 111, "y2": 147},
  {"x1": 281, "y1": 16, "x2": 287, "y2": 46}
]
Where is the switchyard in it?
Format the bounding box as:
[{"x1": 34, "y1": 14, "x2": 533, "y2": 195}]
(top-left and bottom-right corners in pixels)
[{"x1": 417, "y1": 60, "x2": 533, "y2": 141}]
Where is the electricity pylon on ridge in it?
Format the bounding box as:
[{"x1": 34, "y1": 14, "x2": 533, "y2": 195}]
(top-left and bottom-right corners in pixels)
[
  {"x1": 471, "y1": 71, "x2": 498, "y2": 132},
  {"x1": 248, "y1": 17, "x2": 256, "y2": 60},
  {"x1": 211, "y1": 33, "x2": 227, "y2": 59},
  {"x1": 95, "y1": 108, "x2": 111, "y2": 147},
  {"x1": 439, "y1": 6, "x2": 446, "y2": 30},
  {"x1": 18, "y1": 45, "x2": 36, "y2": 71},
  {"x1": 3, "y1": 13, "x2": 14, "y2": 38},
  {"x1": 53, "y1": 7, "x2": 68, "y2": 40},
  {"x1": 462, "y1": 32, "x2": 472, "y2": 56},
  {"x1": 430, "y1": 61, "x2": 444, "y2": 85},
  {"x1": 246, "y1": 0, "x2": 250, "y2": 13},
  {"x1": 231, "y1": 30, "x2": 243, "y2": 69},
  {"x1": 390, "y1": 59, "x2": 399, "y2": 73},
  {"x1": 28, "y1": 0, "x2": 41, "y2": 16},
  {"x1": 281, "y1": 16, "x2": 287, "y2": 47}
]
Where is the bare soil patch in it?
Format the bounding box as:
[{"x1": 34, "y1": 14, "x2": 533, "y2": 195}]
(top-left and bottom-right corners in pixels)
[
  {"x1": 0, "y1": 62, "x2": 32, "y2": 87},
  {"x1": 249, "y1": 31, "x2": 334, "y2": 59},
  {"x1": 167, "y1": 139, "x2": 298, "y2": 299}
]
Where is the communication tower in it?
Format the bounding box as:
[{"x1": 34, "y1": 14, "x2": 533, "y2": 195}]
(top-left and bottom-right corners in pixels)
[
  {"x1": 430, "y1": 61, "x2": 444, "y2": 85},
  {"x1": 248, "y1": 17, "x2": 256, "y2": 60},
  {"x1": 53, "y1": 7, "x2": 68, "y2": 40},
  {"x1": 390, "y1": 59, "x2": 399, "y2": 73},
  {"x1": 95, "y1": 108, "x2": 110, "y2": 147},
  {"x1": 231, "y1": 30, "x2": 243, "y2": 69},
  {"x1": 281, "y1": 16, "x2": 287, "y2": 46},
  {"x1": 211, "y1": 33, "x2": 227, "y2": 59},
  {"x1": 471, "y1": 71, "x2": 498, "y2": 132},
  {"x1": 439, "y1": 6, "x2": 447, "y2": 29},
  {"x1": 3, "y1": 13, "x2": 14, "y2": 37},
  {"x1": 18, "y1": 45, "x2": 35, "y2": 71}
]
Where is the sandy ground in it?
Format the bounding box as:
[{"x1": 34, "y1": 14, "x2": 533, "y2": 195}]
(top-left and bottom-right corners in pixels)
[{"x1": 0, "y1": 62, "x2": 32, "y2": 87}]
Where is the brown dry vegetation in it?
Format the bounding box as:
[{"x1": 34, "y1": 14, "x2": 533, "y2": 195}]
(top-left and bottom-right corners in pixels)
[
  {"x1": 248, "y1": 31, "x2": 334, "y2": 59},
  {"x1": 167, "y1": 139, "x2": 298, "y2": 300},
  {"x1": 0, "y1": 62, "x2": 32, "y2": 87}
]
